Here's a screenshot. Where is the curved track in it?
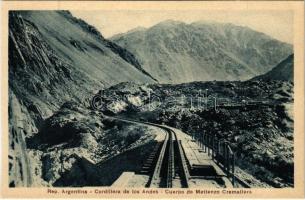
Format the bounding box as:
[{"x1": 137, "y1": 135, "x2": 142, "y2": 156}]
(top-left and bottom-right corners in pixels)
[
  {"x1": 110, "y1": 117, "x2": 190, "y2": 188},
  {"x1": 109, "y1": 116, "x2": 254, "y2": 188}
]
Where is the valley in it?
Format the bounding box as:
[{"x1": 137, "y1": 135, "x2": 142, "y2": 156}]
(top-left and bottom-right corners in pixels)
[{"x1": 8, "y1": 10, "x2": 294, "y2": 188}]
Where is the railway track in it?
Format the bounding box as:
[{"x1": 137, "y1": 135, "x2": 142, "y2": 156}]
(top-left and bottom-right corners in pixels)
[
  {"x1": 109, "y1": 116, "x2": 245, "y2": 188},
  {"x1": 147, "y1": 127, "x2": 190, "y2": 188},
  {"x1": 109, "y1": 116, "x2": 190, "y2": 188}
]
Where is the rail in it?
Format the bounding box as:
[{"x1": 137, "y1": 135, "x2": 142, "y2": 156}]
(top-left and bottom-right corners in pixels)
[
  {"x1": 148, "y1": 127, "x2": 190, "y2": 188},
  {"x1": 175, "y1": 138, "x2": 190, "y2": 188},
  {"x1": 148, "y1": 129, "x2": 169, "y2": 187},
  {"x1": 166, "y1": 132, "x2": 174, "y2": 187}
]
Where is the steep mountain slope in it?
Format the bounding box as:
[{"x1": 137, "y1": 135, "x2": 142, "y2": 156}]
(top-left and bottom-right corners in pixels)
[
  {"x1": 112, "y1": 20, "x2": 293, "y2": 83},
  {"x1": 252, "y1": 54, "x2": 294, "y2": 81},
  {"x1": 8, "y1": 11, "x2": 155, "y2": 186},
  {"x1": 9, "y1": 11, "x2": 156, "y2": 117}
]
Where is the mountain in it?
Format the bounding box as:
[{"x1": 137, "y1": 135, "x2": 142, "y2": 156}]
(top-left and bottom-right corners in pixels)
[
  {"x1": 111, "y1": 20, "x2": 293, "y2": 83},
  {"x1": 8, "y1": 12, "x2": 294, "y2": 188},
  {"x1": 8, "y1": 11, "x2": 155, "y2": 186},
  {"x1": 9, "y1": 10, "x2": 157, "y2": 124},
  {"x1": 251, "y1": 54, "x2": 294, "y2": 81}
]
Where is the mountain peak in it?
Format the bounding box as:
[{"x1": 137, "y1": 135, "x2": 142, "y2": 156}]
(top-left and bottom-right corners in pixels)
[
  {"x1": 112, "y1": 21, "x2": 293, "y2": 83},
  {"x1": 191, "y1": 21, "x2": 239, "y2": 27},
  {"x1": 129, "y1": 26, "x2": 147, "y2": 32},
  {"x1": 110, "y1": 26, "x2": 147, "y2": 40},
  {"x1": 154, "y1": 19, "x2": 185, "y2": 27}
]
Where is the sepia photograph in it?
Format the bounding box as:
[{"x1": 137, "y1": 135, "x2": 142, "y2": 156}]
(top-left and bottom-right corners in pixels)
[{"x1": 1, "y1": 1, "x2": 304, "y2": 199}]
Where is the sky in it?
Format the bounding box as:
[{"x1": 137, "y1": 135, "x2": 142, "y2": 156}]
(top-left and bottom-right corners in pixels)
[{"x1": 71, "y1": 10, "x2": 293, "y2": 44}]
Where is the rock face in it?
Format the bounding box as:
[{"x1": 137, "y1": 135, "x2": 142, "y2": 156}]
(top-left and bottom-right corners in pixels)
[
  {"x1": 112, "y1": 20, "x2": 293, "y2": 83},
  {"x1": 252, "y1": 54, "x2": 294, "y2": 81},
  {"x1": 8, "y1": 11, "x2": 155, "y2": 187},
  {"x1": 98, "y1": 80, "x2": 294, "y2": 187},
  {"x1": 9, "y1": 10, "x2": 156, "y2": 123}
]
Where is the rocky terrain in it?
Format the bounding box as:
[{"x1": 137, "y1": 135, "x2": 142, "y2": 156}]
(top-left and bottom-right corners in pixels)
[
  {"x1": 25, "y1": 102, "x2": 159, "y2": 186},
  {"x1": 8, "y1": 10, "x2": 294, "y2": 188},
  {"x1": 92, "y1": 56, "x2": 294, "y2": 188},
  {"x1": 8, "y1": 11, "x2": 155, "y2": 187},
  {"x1": 95, "y1": 78, "x2": 294, "y2": 187},
  {"x1": 112, "y1": 20, "x2": 293, "y2": 83}
]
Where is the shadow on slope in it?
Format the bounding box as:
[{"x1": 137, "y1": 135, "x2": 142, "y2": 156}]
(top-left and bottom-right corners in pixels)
[{"x1": 53, "y1": 141, "x2": 156, "y2": 187}]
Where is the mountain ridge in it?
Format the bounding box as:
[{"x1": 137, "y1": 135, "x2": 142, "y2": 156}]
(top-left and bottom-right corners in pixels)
[
  {"x1": 112, "y1": 20, "x2": 293, "y2": 83},
  {"x1": 251, "y1": 54, "x2": 294, "y2": 81}
]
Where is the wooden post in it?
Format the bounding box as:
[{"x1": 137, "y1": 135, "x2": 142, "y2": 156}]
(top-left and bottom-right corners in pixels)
[
  {"x1": 208, "y1": 134, "x2": 211, "y2": 156},
  {"x1": 198, "y1": 132, "x2": 200, "y2": 146},
  {"x1": 225, "y1": 143, "x2": 228, "y2": 173},
  {"x1": 207, "y1": 134, "x2": 209, "y2": 156},
  {"x1": 215, "y1": 139, "x2": 218, "y2": 162},
  {"x1": 203, "y1": 132, "x2": 207, "y2": 153},
  {"x1": 226, "y1": 143, "x2": 230, "y2": 174},
  {"x1": 211, "y1": 135, "x2": 214, "y2": 159},
  {"x1": 198, "y1": 133, "x2": 200, "y2": 147},
  {"x1": 217, "y1": 141, "x2": 220, "y2": 164},
  {"x1": 197, "y1": 132, "x2": 200, "y2": 147},
  {"x1": 232, "y1": 153, "x2": 235, "y2": 187},
  {"x1": 224, "y1": 142, "x2": 227, "y2": 172},
  {"x1": 199, "y1": 132, "x2": 201, "y2": 148},
  {"x1": 227, "y1": 145, "x2": 230, "y2": 174},
  {"x1": 212, "y1": 135, "x2": 215, "y2": 160},
  {"x1": 227, "y1": 145, "x2": 229, "y2": 173}
]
